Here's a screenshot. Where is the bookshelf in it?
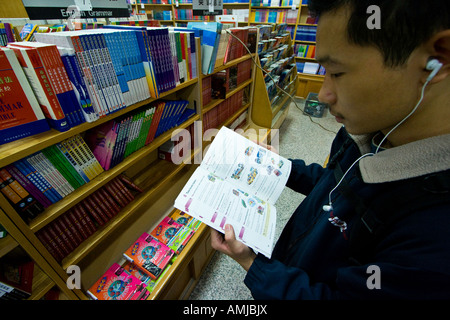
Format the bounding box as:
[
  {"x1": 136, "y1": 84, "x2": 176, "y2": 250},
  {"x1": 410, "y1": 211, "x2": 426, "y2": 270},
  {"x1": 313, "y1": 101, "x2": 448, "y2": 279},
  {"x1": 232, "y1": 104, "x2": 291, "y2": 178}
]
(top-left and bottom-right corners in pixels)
[
  {"x1": 0, "y1": 32, "x2": 256, "y2": 299},
  {"x1": 247, "y1": 25, "x2": 298, "y2": 144},
  {"x1": 293, "y1": 2, "x2": 324, "y2": 98},
  {"x1": 132, "y1": 0, "x2": 323, "y2": 98}
]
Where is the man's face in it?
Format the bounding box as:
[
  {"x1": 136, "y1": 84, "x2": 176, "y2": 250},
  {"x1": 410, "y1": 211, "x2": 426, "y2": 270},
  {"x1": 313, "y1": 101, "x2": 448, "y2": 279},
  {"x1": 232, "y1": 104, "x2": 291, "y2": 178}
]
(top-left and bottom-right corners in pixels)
[{"x1": 316, "y1": 6, "x2": 423, "y2": 136}]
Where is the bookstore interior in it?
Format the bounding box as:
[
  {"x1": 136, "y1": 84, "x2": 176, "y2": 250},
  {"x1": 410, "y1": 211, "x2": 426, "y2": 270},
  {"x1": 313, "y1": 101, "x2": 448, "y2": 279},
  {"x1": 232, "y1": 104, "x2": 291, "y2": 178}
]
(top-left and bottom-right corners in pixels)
[{"x1": 0, "y1": 0, "x2": 325, "y2": 300}]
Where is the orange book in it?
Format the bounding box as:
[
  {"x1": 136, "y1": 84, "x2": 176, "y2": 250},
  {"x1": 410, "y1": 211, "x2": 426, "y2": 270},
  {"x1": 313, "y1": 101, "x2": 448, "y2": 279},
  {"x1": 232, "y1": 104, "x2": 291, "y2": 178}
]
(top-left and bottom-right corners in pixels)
[{"x1": 0, "y1": 47, "x2": 50, "y2": 144}]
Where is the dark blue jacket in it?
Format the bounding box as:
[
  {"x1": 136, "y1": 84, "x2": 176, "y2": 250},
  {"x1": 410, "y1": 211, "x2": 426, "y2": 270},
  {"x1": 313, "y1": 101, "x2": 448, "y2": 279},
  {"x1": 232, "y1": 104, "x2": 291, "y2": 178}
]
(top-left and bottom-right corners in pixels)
[{"x1": 244, "y1": 127, "x2": 450, "y2": 299}]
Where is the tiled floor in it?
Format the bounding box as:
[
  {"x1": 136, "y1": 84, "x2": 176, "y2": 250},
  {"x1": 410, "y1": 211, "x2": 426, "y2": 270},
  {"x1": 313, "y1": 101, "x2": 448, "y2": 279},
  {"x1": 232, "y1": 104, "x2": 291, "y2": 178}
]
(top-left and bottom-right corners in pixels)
[{"x1": 189, "y1": 99, "x2": 342, "y2": 300}]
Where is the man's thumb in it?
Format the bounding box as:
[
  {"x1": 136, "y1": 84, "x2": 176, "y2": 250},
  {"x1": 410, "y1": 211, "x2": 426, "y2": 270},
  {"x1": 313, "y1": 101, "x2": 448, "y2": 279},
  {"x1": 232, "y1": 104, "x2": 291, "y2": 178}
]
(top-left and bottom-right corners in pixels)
[{"x1": 224, "y1": 224, "x2": 236, "y2": 241}]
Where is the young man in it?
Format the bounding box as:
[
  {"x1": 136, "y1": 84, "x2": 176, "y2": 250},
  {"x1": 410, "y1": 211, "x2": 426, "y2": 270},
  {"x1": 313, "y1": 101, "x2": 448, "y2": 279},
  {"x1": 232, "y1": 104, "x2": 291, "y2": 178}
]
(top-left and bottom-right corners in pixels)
[{"x1": 211, "y1": 0, "x2": 450, "y2": 299}]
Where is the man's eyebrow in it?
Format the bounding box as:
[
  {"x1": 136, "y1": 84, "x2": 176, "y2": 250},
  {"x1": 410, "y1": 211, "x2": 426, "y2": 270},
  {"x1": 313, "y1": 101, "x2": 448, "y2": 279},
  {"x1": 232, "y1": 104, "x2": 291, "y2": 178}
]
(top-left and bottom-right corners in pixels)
[{"x1": 315, "y1": 55, "x2": 344, "y2": 66}]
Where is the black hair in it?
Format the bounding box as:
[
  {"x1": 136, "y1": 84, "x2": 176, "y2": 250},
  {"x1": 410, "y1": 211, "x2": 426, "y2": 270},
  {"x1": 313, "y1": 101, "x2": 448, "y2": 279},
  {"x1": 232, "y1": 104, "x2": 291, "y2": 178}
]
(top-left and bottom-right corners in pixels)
[{"x1": 308, "y1": 0, "x2": 450, "y2": 67}]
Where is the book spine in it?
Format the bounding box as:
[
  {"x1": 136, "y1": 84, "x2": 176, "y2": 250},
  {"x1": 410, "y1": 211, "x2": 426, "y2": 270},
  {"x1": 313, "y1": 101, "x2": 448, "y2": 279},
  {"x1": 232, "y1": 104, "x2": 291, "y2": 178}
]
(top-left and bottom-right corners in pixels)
[
  {"x1": 85, "y1": 34, "x2": 114, "y2": 114},
  {"x1": 19, "y1": 158, "x2": 62, "y2": 203},
  {"x1": 92, "y1": 190, "x2": 116, "y2": 218},
  {"x1": 45, "y1": 224, "x2": 71, "y2": 257},
  {"x1": 55, "y1": 142, "x2": 89, "y2": 184},
  {"x1": 73, "y1": 35, "x2": 108, "y2": 117},
  {"x1": 112, "y1": 178, "x2": 134, "y2": 203},
  {"x1": 66, "y1": 210, "x2": 88, "y2": 241},
  {"x1": 98, "y1": 188, "x2": 121, "y2": 214},
  {"x1": 81, "y1": 198, "x2": 106, "y2": 226},
  {"x1": 0, "y1": 168, "x2": 44, "y2": 217},
  {"x1": 70, "y1": 34, "x2": 103, "y2": 118},
  {"x1": 85, "y1": 196, "x2": 110, "y2": 224},
  {"x1": 52, "y1": 218, "x2": 77, "y2": 252},
  {"x1": 104, "y1": 182, "x2": 127, "y2": 208},
  {"x1": 60, "y1": 213, "x2": 84, "y2": 245},
  {"x1": 5, "y1": 164, "x2": 52, "y2": 208},
  {"x1": 73, "y1": 204, "x2": 97, "y2": 235},
  {"x1": 36, "y1": 229, "x2": 65, "y2": 262}
]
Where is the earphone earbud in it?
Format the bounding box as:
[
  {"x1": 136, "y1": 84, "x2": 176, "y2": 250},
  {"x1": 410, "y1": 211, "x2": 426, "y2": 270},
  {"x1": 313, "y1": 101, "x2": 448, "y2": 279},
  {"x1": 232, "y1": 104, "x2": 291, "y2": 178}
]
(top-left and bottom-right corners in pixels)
[
  {"x1": 323, "y1": 205, "x2": 333, "y2": 212},
  {"x1": 426, "y1": 58, "x2": 443, "y2": 82}
]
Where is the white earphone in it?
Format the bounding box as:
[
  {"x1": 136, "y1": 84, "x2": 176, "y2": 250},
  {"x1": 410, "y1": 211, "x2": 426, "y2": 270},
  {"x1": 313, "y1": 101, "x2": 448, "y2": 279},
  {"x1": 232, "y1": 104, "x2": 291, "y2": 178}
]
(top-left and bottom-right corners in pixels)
[
  {"x1": 323, "y1": 58, "x2": 443, "y2": 214},
  {"x1": 426, "y1": 58, "x2": 443, "y2": 82}
]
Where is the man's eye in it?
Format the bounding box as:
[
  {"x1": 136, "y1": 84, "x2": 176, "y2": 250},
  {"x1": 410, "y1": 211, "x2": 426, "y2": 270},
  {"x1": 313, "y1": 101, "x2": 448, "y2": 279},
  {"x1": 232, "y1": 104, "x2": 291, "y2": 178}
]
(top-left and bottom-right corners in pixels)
[{"x1": 331, "y1": 73, "x2": 344, "y2": 78}]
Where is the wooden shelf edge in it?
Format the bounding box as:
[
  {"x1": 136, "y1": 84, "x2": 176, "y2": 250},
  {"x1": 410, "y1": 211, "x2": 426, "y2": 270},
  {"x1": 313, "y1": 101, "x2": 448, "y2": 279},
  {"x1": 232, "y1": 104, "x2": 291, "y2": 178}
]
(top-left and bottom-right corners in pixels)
[
  {"x1": 0, "y1": 78, "x2": 199, "y2": 168},
  {"x1": 29, "y1": 114, "x2": 200, "y2": 233}
]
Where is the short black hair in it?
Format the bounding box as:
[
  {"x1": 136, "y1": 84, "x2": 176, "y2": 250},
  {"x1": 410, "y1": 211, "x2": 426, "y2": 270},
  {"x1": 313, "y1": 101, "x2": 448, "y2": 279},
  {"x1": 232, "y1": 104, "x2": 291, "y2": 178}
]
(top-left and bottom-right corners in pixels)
[{"x1": 308, "y1": 0, "x2": 450, "y2": 67}]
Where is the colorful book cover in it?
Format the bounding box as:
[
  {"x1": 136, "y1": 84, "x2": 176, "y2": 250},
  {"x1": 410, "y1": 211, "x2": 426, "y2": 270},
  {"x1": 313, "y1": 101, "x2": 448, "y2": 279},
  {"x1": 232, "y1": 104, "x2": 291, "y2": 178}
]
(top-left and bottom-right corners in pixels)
[
  {"x1": 170, "y1": 210, "x2": 193, "y2": 226},
  {"x1": 123, "y1": 232, "x2": 174, "y2": 280},
  {"x1": 0, "y1": 47, "x2": 50, "y2": 145},
  {"x1": 150, "y1": 216, "x2": 183, "y2": 245},
  {"x1": 87, "y1": 263, "x2": 148, "y2": 300}
]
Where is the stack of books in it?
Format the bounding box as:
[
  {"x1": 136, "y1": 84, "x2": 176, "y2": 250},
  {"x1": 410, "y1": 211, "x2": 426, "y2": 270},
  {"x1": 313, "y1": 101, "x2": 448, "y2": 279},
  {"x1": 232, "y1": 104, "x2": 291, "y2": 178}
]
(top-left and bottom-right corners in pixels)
[
  {"x1": 84, "y1": 99, "x2": 193, "y2": 171},
  {"x1": 36, "y1": 175, "x2": 143, "y2": 263},
  {"x1": 87, "y1": 210, "x2": 202, "y2": 300},
  {"x1": 0, "y1": 134, "x2": 103, "y2": 222}
]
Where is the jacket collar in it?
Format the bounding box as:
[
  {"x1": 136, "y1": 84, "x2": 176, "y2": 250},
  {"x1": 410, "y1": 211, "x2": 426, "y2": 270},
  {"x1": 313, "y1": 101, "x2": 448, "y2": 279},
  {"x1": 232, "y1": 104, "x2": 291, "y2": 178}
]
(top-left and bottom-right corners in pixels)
[{"x1": 348, "y1": 131, "x2": 450, "y2": 183}]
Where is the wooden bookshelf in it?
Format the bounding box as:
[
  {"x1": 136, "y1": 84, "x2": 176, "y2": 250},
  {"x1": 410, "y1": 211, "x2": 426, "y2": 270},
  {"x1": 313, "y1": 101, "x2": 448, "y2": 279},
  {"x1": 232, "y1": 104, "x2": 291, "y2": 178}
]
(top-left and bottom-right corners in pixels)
[
  {"x1": 133, "y1": 0, "x2": 323, "y2": 98},
  {"x1": 0, "y1": 33, "x2": 256, "y2": 300}
]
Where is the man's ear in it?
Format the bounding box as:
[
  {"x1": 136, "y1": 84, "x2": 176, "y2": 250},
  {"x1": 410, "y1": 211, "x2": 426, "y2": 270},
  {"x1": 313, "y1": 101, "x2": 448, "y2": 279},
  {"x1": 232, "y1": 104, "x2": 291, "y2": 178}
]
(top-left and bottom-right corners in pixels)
[{"x1": 423, "y1": 30, "x2": 450, "y2": 83}]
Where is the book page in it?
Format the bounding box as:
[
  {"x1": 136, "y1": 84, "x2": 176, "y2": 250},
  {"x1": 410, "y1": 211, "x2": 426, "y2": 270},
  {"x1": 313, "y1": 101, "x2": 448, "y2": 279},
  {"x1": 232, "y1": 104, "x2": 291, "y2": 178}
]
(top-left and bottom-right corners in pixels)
[
  {"x1": 201, "y1": 127, "x2": 291, "y2": 204},
  {"x1": 174, "y1": 127, "x2": 292, "y2": 257},
  {"x1": 174, "y1": 166, "x2": 276, "y2": 257}
]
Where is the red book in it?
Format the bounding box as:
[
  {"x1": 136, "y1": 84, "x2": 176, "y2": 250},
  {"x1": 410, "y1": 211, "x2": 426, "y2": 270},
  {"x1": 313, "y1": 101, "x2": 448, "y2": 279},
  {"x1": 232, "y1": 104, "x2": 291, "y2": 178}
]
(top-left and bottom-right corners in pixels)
[
  {"x1": 74, "y1": 203, "x2": 97, "y2": 234},
  {"x1": 91, "y1": 192, "x2": 114, "y2": 219},
  {"x1": 119, "y1": 175, "x2": 144, "y2": 193},
  {"x1": 81, "y1": 198, "x2": 106, "y2": 226},
  {"x1": 145, "y1": 101, "x2": 165, "y2": 145},
  {"x1": 0, "y1": 47, "x2": 50, "y2": 144},
  {"x1": 86, "y1": 195, "x2": 110, "y2": 222},
  {"x1": 43, "y1": 225, "x2": 70, "y2": 258},
  {"x1": 98, "y1": 188, "x2": 121, "y2": 214},
  {"x1": 112, "y1": 178, "x2": 134, "y2": 202},
  {"x1": 61, "y1": 212, "x2": 85, "y2": 244},
  {"x1": 55, "y1": 216, "x2": 81, "y2": 248},
  {"x1": 36, "y1": 229, "x2": 64, "y2": 262},
  {"x1": 51, "y1": 220, "x2": 75, "y2": 253},
  {"x1": 66, "y1": 209, "x2": 89, "y2": 241},
  {"x1": 104, "y1": 182, "x2": 128, "y2": 208}
]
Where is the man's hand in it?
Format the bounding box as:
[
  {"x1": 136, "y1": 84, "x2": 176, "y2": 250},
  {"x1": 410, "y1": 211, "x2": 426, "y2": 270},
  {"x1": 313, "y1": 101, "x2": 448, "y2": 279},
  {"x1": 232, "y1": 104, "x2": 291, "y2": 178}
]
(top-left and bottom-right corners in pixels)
[{"x1": 210, "y1": 224, "x2": 256, "y2": 271}]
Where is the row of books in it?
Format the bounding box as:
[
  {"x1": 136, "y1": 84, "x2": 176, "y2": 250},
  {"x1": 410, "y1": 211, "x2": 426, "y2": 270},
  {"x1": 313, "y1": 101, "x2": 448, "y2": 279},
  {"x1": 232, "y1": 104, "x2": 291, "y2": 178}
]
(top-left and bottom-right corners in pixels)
[
  {"x1": 251, "y1": 0, "x2": 301, "y2": 6},
  {"x1": 250, "y1": 9, "x2": 298, "y2": 24},
  {"x1": 0, "y1": 134, "x2": 103, "y2": 222},
  {"x1": 87, "y1": 210, "x2": 202, "y2": 300},
  {"x1": 295, "y1": 25, "x2": 317, "y2": 42},
  {"x1": 203, "y1": 90, "x2": 246, "y2": 133},
  {"x1": 36, "y1": 175, "x2": 143, "y2": 263},
  {"x1": 296, "y1": 62, "x2": 326, "y2": 75},
  {"x1": 0, "y1": 23, "x2": 20, "y2": 46},
  {"x1": 85, "y1": 99, "x2": 194, "y2": 171},
  {"x1": 109, "y1": 20, "x2": 161, "y2": 27},
  {"x1": 295, "y1": 43, "x2": 316, "y2": 59},
  {"x1": 150, "y1": 10, "x2": 173, "y2": 21},
  {"x1": 174, "y1": 9, "x2": 216, "y2": 21}
]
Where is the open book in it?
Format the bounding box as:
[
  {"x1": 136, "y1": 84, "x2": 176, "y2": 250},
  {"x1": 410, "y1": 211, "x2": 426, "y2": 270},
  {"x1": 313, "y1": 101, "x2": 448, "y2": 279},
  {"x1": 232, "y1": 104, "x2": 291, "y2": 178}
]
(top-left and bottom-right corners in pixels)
[{"x1": 174, "y1": 127, "x2": 292, "y2": 258}]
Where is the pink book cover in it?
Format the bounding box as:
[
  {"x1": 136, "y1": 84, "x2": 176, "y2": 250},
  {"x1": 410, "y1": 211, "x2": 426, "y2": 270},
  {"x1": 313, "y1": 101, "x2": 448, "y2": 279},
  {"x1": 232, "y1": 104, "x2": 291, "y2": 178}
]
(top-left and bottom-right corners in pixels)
[
  {"x1": 123, "y1": 232, "x2": 174, "y2": 280},
  {"x1": 87, "y1": 263, "x2": 146, "y2": 300}
]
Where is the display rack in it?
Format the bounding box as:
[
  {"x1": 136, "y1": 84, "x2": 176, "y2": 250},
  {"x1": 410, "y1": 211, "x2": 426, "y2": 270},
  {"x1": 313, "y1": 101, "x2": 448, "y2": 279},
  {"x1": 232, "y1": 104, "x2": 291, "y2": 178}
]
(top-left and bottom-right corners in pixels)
[
  {"x1": 0, "y1": 36, "x2": 256, "y2": 300},
  {"x1": 133, "y1": 0, "x2": 322, "y2": 98}
]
